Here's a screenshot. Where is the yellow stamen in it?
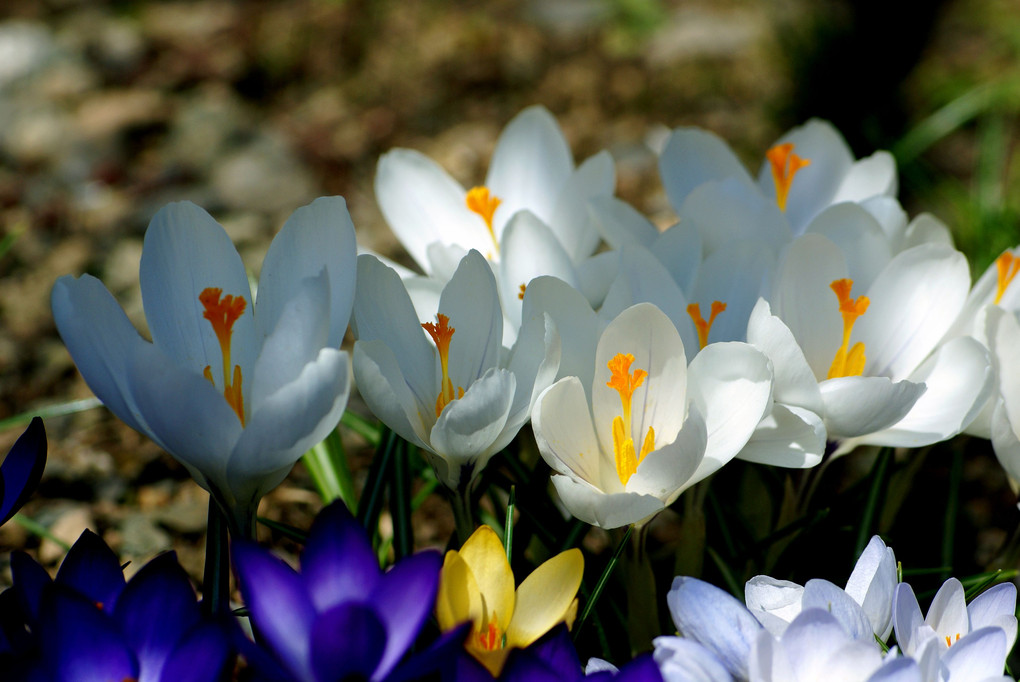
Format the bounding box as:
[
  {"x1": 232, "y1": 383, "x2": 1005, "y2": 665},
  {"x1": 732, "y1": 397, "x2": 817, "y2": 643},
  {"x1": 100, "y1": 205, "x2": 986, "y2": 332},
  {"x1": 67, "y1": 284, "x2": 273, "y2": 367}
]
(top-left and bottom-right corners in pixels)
[
  {"x1": 422, "y1": 314, "x2": 465, "y2": 417},
  {"x1": 766, "y1": 142, "x2": 811, "y2": 212},
  {"x1": 826, "y1": 279, "x2": 870, "y2": 380},
  {"x1": 995, "y1": 252, "x2": 1020, "y2": 305},
  {"x1": 686, "y1": 301, "x2": 727, "y2": 349},
  {"x1": 466, "y1": 186, "x2": 502, "y2": 255},
  {"x1": 606, "y1": 353, "x2": 655, "y2": 485},
  {"x1": 476, "y1": 615, "x2": 502, "y2": 652},
  {"x1": 517, "y1": 283, "x2": 527, "y2": 300},
  {"x1": 945, "y1": 633, "x2": 960, "y2": 647},
  {"x1": 199, "y1": 287, "x2": 246, "y2": 426}
]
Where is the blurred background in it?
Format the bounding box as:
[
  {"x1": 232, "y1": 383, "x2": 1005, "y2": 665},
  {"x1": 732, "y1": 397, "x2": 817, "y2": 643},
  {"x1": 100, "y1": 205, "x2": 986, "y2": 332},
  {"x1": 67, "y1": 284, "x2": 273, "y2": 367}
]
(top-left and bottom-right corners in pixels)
[{"x1": 0, "y1": 0, "x2": 1018, "y2": 604}]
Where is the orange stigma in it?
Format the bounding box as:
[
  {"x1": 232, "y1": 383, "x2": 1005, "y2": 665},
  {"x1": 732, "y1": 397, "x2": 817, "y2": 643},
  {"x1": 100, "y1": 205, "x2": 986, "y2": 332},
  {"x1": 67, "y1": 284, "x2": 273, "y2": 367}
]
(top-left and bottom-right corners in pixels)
[
  {"x1": 517, "y1": 283, "x2": 527, "y2": 300},
  {"x1": 766, "y1": 142, "x2": 811, "y2": 212},
  {"x1": 995, "y1": 252, "x2": 1020, "y2": 305},
  {"x1": 606, "y1": 353, "x2": 655, "y2": 485},
  {"x1": 466, "y1": 186, "x2": 502, "y2": 255},
  {"x1": 199, "y1": 287, "x2": 246, "y2": 426},
  {"x1": 826, "y1": 279, "x2": 870, "y2": 380},
  {"x1": 686, "y1": 301, "x2": 727, "y2": 349},
  {"x1": 476, "y1": 616, "x2": 503, "y2": 652},
  {"x1": 945, "y1": 633, "x2": 961, "y2": 647},
  {"x1": 422, "y1": 313, "x2": 465, "y2": 417}
]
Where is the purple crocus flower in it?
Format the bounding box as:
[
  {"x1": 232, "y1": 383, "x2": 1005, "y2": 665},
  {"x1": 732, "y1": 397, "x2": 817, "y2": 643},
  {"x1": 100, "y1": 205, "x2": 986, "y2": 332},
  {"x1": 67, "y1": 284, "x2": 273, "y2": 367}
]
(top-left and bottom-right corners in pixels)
[
  {"x1": 0, "y1": 417, "x2": 46, "y2": 526},
  {"x1": 3, "y1": 531, "x2": 232, "y2": 681},
  {"x1": 450, "y1": 626, "x2": 663, "y2": 682},
  {"x1": 232, "y1": 499, "x2": 450, "y2": 682}
]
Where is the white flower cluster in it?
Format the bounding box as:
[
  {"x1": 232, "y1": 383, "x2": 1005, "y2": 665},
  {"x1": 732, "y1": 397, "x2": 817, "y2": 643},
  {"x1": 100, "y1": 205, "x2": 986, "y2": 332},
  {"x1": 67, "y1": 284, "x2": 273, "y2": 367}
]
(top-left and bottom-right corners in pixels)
[{"x1": 657, "y1": 537, "x2": 1017, "y2": 682}]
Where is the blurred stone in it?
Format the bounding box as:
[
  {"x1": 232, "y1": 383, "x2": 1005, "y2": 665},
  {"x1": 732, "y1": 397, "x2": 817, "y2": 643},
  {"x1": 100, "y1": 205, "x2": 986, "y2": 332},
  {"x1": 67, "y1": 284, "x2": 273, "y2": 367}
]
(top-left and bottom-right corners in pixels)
[
  {"x1": 0, "y1": 22, "x2": 56, "y2": 90},
  {"x1": 211, "y1": 134, "x2": 317, "y2": 213},
  {"x1": 646, "y1": 7, "x2": 764, "y2": 65},
  {"x1": 76, "y1": 89, "x2": 168, "y2": 141},
  {"x1": 165, "y1": 85, "x2": 251, "y2": 171},
  {"x1": 39, "y1": 505, "x2": 94, "y2": 564},
  {"x1": 121, "y1": 514, "x2": 172, "y2": 558}
]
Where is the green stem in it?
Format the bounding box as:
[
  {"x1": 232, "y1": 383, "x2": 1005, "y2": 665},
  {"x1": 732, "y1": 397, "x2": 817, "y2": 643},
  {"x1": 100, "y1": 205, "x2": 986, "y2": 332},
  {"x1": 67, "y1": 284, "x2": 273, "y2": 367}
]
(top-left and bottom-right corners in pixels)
[
  {"x1": 202, "y1": 497, "x2": 232, "y2": 617},
  {"x1": 391, "y1": 439, "x2": 412, "y2": 560},
  {"x1": 625, "y1": 524, "x2": 658, "y2": 655},
  {"x1": 855, "y1": 447, "x2": 891, "y2": 558},
  {"x1": 574, "y1": 525, "x2": 632, "y2": 641},
  {"x1": 451, "y1": 486, "x2": 475, "y2": 547},
  {"x1": 941, "y1": 447, "x2": 963, "y2": 580}
]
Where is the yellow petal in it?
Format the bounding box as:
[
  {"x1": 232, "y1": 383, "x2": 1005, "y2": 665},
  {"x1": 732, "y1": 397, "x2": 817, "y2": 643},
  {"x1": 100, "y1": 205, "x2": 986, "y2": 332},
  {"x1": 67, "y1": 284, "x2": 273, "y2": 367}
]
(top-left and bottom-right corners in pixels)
[
  {"x1": 458, "y1": 525, "x2": 516, "y2": 629},
  {"x1": 505, "y1": 548, "x2": 584, "y2": 648},
  {"x1": 436, "y1": 550, "x2": 483, "y2": 632}
]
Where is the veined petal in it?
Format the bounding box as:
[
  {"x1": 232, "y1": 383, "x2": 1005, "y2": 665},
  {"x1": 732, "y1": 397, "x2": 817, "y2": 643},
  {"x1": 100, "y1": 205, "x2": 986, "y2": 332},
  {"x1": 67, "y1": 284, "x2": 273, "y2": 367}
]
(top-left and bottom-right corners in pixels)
[
  {"x1": 458, "y1": 526, "x2": 516, "y2": 637},
  {"x1": 429, "y1": 368, "x2": 515, "y2": 474},
  {"x1": 686, "y1": 342, "x2": 772, "y2": 481},
  {"x1": 857, "y1": 336, "x2": 992, "y2": 448},
  {"x1": 659, "y1": 127, "x2": 755, "y2": 210},
  {"x1": 486, "y1": 105, "x2": 573, "y2": 233},
  {"x1": 819, "y1": 376, "x2": 925, "y2": 440},
  {"x1": 436, "y1": 549, "x2": 484, "y2": 632},
  {"x1": 550, "y1": 474, "x2": 664, "y2": 529},
  {"x1": 857, "y1": 244, "x2": 970, "y2": 382},
  {"x1": 375, "y1": 148, "x2": 484, "y2": 272},
  {"x1": 745, "y1": 576, "x2": 803, "y2": 637},
  {"x1": 593, "y1": 303, "x2": 690, "y2": 452},
  {"x1": 248, "y1": 269, "x2": 331, "y2": 412},
  {"x1": 533, "y1": 377, "x2": 608, "y2": 490},
  {"x1": 51, "y1": 274, "x2": 154, "y2": 436},
  {"x1": 255, "y1": 196, "x2": 357, "y2": 349},
  {"x1": 737, "y1": 403, "x2": 826, "y2": 469},
  {"x1": 139, "y1": 201, "x2": 255, "y2": 381},
  {"x1": 440, "y1": 250, "x2": 503, "y2": 388},
  {"x1": 499, "y1": 210, "x2": 579, "y2": 331},
  {"x1": 549, "y1": 150, "x2": 616, "y2": 263},
  {"x1": 506, "y1": 548, "x2": 584, "y2": 649},
  {"x1": 230, "y1": 348, "x2": 349, "y2": 477},
  {"x1": 352, "y1": 255, "x2": 437, "y2": 409}
]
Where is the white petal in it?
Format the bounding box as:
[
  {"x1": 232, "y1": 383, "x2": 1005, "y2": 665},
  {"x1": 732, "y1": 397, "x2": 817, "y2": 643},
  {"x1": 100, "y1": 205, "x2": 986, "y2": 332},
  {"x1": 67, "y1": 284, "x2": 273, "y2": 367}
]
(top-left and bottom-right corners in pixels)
[
  {"x1": 505, "y1": 311, "x2": 561, "y2": 419},
  {"x1": 589, "y1": 195, "x2": 659, "y2": 249},
  {"x1": 686, "y1": 342, "x2": 772, "y2": 481},
  {"x1": 659, "y1": 127, "x2": 755, "y2": 210},
  {"x1": 499, "y1": 210, "x2": 579, "y2": 330},
  {"x1": 255, "y1": 196, "x2": 357, "y2": 349},
  {"x1": 845, "y1": 536, "x2": 897, "y2": 641},
  {"x1": 549, "y1": 150, "x2": 615, "y2": 263},
  {"x1": 832, "y1": 151, "x2": 897, "y2": 203},
  {"x1": 925, "y1": 578, "x2": 968, "y2": 641},
  {"x1": 533, "y1": 377, "x2": 609, "y2": 490},
  {"x1": 576, "y1": 250, "x2": 619, "y2": 309},
  {"x1": 801, "y1": 579, "x2": 873, "y2": 641},
  {"x1": 429, "y1": 368, "x2": 515, "y2": 468},
  {"x1": 593, "y1": 303, "x2": 690, "y2": 452},
  {"x1": 746, "y1": 298, "x2": 824, "y2": 415},
  {"x1": 139, "y1": 201, "x2": 256, "y2": 381},
  {"x1": 628, "y1": 406, "x2": 707, "y2": 504},
  {"x1": 248, "y1": 270, "x2": 331, "y2": 411},
  {"x1": 806, "y1": 202, "x2": 891, "y2": 292},
  {"x1": 738, "y1": 403, "x2": 826, "y2": 468},
  {"x1": 758, "y1": 119, "x2": 853, "y2": 233},
  {"x1": 942, "y1": 627, "x2": 1008, "y2": 682},
  {"x1": 652, "y1": 636, "x2": 734, "y2": 682},
  {"x1": 993, "y1": 310, "x2": 1020, "y2": 435},
  {"x1": 857, "y1": 244, "x2": 970, "y2": 382},
  {"x1": 375, "y1": 148, "x2": 483, "y2": 272},
  {"x1": 230, "y1": 348, "x2": 350, "y2": 498},
  {"x1": 486, "y1": 105, "x2": 573, "y2": 232},
  {"x1": 550, "y1": 473, "x2": 664, "y2": 529},
  {"x1": 858, "y1": 336, "x2": 992, "y2": 448},
  {"x1": 968, "y1": 583, "x2": 1017, "y2": 651},
  {"x1": 820, "y1": 376, "x2": 925, "y2": 439},
  {"x1": 520, "y1": 275, "x2": 600, "y2": 392},
  {"x1": 679, "y1": 178, "x2": 790, "y2": 257},
  {"x1": 892, "y1": 583, "x2": 927, "y2": 656},
  {"x1": 745, "y1": 576, "x2": 803, "y2": 637},
  {"x1": 439, "y1": 250, "x2": 503, "y2": 387},
  {"x1": 51, "y1": 274, "x2": 154, "y2": 436},
  {"x1": 691, "y1": 244, "x2": 775, "y2": 344},
  {"x1": 653, "y1": 222, "x2": 703, "y2": 296},
  {"x1": 352, "y1": 340, "x2": 430, "y2": 449},
  {"x1": 861, "y1": 196, "x2": 908, "y2": 248},
  {"x1": 902, "y1": 213, "x2": 953, "y2": 250},
  {"x1": 992, "y1": 399, "x2": 1020, "y2": 484}
]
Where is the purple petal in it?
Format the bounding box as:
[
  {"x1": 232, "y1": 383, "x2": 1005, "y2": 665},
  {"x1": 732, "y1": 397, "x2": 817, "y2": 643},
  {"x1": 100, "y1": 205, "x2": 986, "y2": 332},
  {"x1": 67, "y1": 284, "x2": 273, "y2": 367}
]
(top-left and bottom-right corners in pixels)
[
  {"x1": 114, "y1": 552, "x2": 202, "y2": 679},
  {"x1": 309, "y1": 602, "x2": 387, "y2": 681},
  {"x1": 613, "y1": 655, "x2": 665, "y2": 681},
  {"x1": 301, "y1": 500, "x2": 381, "y2": 612},
  {"x1": 522, "y1": 625, "x2": 582, "y2": 678},
  {"x1": 10, "y1": 550, "x2": 52, "y2": 624},
  {"x1": 0, "y1": 417, "x2": 46, "y2": 525},
  {"x1": 388, "y1": 622, "x2": 473, "y2": 682},
  {"x1": 158, "y1": 621, "x2": 234, "y2": 682},
  {"x1": 38, "y1": 587, "x2": 138, "y2": 682},
  {"x1": 232, "y1": 540, "x2": 316, "y2": 681},
  {"x1": 371, "y1": 549, "x2": 442, "y2": 678},
  {"x1": 55, "y1": 530, "x2": 125, "y2": 614}
]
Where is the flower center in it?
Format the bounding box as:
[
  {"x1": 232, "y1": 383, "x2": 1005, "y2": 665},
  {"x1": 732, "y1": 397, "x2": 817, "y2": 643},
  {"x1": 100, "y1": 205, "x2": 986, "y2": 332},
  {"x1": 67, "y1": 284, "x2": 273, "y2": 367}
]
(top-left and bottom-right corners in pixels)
[
  {"x1": 422, "y1": 313, "x2": 465, "y2": 418},
  {"x1": 766, "y1": 142, "x2": 811, "y2": 212},
  {"x1": 466, "y1": 186, "x2": 502, "y2": 257},
  {"x1": 686, "y1": 301, "x2": 727, "y2": 349},
  {"x1": 826, "y1": 279, "x2": 870, "y2": 380},
  {"x1": 476, "y1": 615, "x2": 504, "y2": 652},
  {"x1": 995, "y1": 252, "x2": 1020, "y2": 304},
  {"x1": 199, "y1": 287, "x2": 246, "y2": 426},
  {"x1": 606, "y1": 353, "x2": 655, "y2": 486}
]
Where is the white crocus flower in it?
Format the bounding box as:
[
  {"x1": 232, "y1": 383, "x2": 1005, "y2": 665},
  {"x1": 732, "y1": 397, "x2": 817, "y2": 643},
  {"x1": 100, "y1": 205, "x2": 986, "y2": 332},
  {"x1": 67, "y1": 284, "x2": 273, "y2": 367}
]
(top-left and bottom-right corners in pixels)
[
  {"x1": 51, "y1": 198, "x2": 356, "y2": 536},
  {"x1": 532, "y1": 303, "x2": 771, "y2": 529},
  {"x1": 351, "y1": 250, "x2": 559, "y2": 491},
  {"x1": 747, "y1": 234, "x2": 992, "y2": 450},
  {"x1": 745, "y1": 535, "x2": 898, "y2": 641}
]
